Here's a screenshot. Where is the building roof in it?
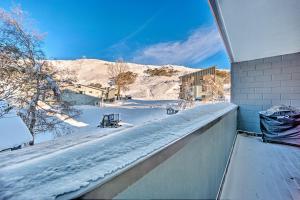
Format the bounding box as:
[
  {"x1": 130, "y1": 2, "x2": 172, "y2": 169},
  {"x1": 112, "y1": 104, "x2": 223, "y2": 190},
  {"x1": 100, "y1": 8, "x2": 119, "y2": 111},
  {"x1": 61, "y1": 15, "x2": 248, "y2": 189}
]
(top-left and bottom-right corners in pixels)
[
  {"x1": 179, "y1": 66, "x2": 216, "y2": 79},
  {"x1": 78, "y1": 84, "x2": 106, "y2": 91},
  {"x1": 209, "y1": 0, "x2": 300, "y2": 62}
]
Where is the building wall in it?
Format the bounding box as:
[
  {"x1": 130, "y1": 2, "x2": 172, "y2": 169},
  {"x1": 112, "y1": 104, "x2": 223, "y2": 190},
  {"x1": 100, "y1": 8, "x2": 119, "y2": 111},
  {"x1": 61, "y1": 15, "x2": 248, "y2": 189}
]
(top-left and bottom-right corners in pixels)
[
  {"x1": 61, "y1": 90, "x2": 100, "y2": 105},
  {"x1": 64, "y1": 85, "x2": 104, "y2": 98},
  {"x1": 231, "y1": 52, "x2": 300, "y2": 132},
  {"x1": 179, "y1": 67, "x2": 216, "y2": 100}
]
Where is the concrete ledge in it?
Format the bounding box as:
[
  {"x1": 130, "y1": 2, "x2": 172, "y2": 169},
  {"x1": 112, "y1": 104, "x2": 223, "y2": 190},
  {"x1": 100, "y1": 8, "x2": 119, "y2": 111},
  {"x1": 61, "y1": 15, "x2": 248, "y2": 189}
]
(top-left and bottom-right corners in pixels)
[{"x1": 75, "y1": 105, "x2": 238, "y2": 199}]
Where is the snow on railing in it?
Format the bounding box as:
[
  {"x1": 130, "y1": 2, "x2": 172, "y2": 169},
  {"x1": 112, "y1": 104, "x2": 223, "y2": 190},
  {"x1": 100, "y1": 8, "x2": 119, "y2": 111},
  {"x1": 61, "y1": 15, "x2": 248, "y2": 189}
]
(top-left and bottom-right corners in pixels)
[{"x1": 0, "y1": 103, "x2": 237, "y2": 200}]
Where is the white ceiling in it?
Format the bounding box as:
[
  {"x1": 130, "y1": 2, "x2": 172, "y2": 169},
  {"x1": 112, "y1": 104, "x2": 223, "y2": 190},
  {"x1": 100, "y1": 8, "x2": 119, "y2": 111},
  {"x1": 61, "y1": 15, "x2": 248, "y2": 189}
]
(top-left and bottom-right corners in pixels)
[{"x1": 211, "y1": 0, "x2": 300, "y2": 62}]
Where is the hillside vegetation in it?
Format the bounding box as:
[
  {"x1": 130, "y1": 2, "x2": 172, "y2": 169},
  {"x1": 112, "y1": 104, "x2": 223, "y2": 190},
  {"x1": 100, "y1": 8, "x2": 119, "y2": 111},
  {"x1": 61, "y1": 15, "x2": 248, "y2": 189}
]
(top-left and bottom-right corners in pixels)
[
  {"x1": 144, "y1": 66, "x2": 179, "y2": 77},
  {"x1": 216, "y1": 69, "x2": 231, "y2": 84}
]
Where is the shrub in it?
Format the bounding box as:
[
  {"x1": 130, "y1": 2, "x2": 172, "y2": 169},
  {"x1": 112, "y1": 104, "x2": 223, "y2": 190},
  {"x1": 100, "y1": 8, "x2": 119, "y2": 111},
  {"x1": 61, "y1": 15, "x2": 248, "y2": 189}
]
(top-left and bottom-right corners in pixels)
[{"x1": 144, "y1": 66, "x2": 179, "y2": 77}]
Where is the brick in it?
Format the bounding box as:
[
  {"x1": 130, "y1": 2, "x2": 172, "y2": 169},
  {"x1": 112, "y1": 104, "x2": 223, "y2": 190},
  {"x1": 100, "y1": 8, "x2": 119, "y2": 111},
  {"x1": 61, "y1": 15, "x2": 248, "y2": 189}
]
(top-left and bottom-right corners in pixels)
[
  {"x1": 248, "y1": 93, "x2": 263, "y2": 100},
  {"x1": 263, "y1": 93, "x2": 280, "y2": 100},
  {"x1": 263, "y1": 55, "x2": 282, "y2": 63},
  {"x1": 240, "y1": 99, "x2": 271, "y2": 106},
  {"x1": 246, "y1": 81, "x2": 281, "y2": 88},
  {"x1": 271, "y1": 62, "x2": 283, "y2": 69},
  {"x1": 284, "y1": 66, "x2": 300, "y2": 73},
  {"x1": 238, "y1": 94, "x2": 248, "y2": 99},
  {"x1": 239, "y1": 71, "x2": 248, "y2": 77},
  {"x1": 237, "y1": 61, "x2": 248, "y2": 67},
  {"x1": 281, "y1": 80, "x2": 300, "y2": 87},
  {"x1": 248, "y1": 58, "x2": 264, "y2": 66},
  {"x1": 238, "y1": 110, "x2": 260, "y2": 123},
  {"x1": 271, "y1": 99, "x2": 291, "y2": 106},
  {"x1": 289, "y1": 60, "x2": 300, "y2": 67},
  {"x1": 240, "y1": 88, "x2": 255, "y2": 94},
  {"x1": 255, "y1": 87, "x2": 271, "y2": 93},
  {"x1": 291, "y1": 87, "x2": 300, "y2": 93},
  {"x1": 271, "y1": 86, "x2": 294, "y2": 94},
  {"x1": 262, "y1": 81, "x2": 281, "y2": 88},
  {"x1": 247, "y1": 70, "x2": 263, "y2": 76},
  {"x1": 256, "y1": 62, "x2": 271, "y2": 70},
  {"x1": 239, "y1": 115, "x2": 259, "y2": 124},
  {"x1": 239, "y1": 104, "x2": 263, "y2": 111},
  {"x1": 243, "y1": 82, "x2": 262, "y2": 88},
  {"x1": 292, "y1": 72, "x2": 300, "y2": 80},
  {"x1": 282, "y1": 60, "x2": 297, "y2": 67},
  {"x1": 281, "y1": 93, "x2": 300, "y2": 100},
  {"x1": 264, "y1": 68, "x2": 282, "y2": 75},
  {"x1": 240, "y1": 64, "x2": 255, "y2": 71},
  {"x1": 239, "y1": 76, "x2": 254, "y2": 82},
  {"x1": 262, "y1": 104, "x2": 273, "y2": 110},
  {"x1": 282, "y1": 52, "x2": 300, "y2": 61},
  {"x1": 272, "y1": 73, "x2": 291, "y2": 81},
  {"x1": 255, "y1": 75, "x2": 271, "y2": 82},
  {"x1": 291, "y1": 100, "x2": 300, "y2": 107}
]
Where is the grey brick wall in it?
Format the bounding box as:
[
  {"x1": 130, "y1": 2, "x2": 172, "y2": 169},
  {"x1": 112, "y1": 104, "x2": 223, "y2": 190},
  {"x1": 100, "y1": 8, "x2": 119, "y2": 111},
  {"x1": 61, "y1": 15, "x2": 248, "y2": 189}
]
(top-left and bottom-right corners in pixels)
[{"x1": 231, "y1": 52, "x2": 300, "y2": 132}]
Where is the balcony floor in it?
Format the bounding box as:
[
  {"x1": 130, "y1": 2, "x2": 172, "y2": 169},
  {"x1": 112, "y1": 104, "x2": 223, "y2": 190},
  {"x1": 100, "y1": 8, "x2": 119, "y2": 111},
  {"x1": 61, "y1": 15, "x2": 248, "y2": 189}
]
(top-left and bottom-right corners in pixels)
[{"x1": 221, "y1": 134, "x2": 300, "y2": 200}]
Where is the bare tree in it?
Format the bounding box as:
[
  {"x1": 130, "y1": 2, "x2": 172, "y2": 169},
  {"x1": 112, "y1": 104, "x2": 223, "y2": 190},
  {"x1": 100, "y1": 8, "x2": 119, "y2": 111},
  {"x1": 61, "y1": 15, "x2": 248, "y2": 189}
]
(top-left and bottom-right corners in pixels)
[
  {"x1": 107, "y1": 60, "x2": 137, "y2": 99},
  {"x1": 0, "y1": 7, "x2": 77, "y2": 143},
  {"x1": 202, "y1": 75, "x2": 224, "y2": 102},
  {"x1": 0, "y1": 100, "x2": 12, "y2": 118},
  {"x1": 180, "y1": 75, "x2": 195, "y2": 104}
]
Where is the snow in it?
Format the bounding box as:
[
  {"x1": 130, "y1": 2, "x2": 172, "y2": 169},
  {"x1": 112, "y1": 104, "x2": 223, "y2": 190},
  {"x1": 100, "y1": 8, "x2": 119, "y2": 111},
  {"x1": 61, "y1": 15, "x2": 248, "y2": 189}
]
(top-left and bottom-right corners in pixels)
[
  {"x1": 221, "y1": 134, "x2": 300, "y2": 200},
  {"x1": 45, "y1": 75, "x2": 61, "y2": 96},
  {"x1": 50, "y1": 59, "x2": 210, "y2": 100},
  {"x1": 50, "y1": 59, "x2": 230, "y2": 100},
  {"x1": 0, "y1": 102, "x2": 236, "y2": 200},
  {"x1": 35, "y1": 99, "x2": 179, "y2": 144},
  {"x1": 0, "y1": 101, "x2": 33, "y2": 151}
]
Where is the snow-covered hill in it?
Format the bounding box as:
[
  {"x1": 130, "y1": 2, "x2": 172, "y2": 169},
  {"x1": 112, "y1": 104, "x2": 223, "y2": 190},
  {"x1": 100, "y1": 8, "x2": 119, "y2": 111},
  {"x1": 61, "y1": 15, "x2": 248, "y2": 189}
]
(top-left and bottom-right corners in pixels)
[
  {"x1": 51, "y1": 59, "x2": 231, "y2": 100},
  {"x1": 50, "y1": 59, "x2": 199, "y2": 100}
]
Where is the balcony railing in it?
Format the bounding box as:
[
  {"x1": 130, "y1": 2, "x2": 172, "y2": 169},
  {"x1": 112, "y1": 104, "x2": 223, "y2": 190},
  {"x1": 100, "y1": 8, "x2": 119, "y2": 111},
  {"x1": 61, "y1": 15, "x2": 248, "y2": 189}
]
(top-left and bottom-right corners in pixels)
[
  {"x1": 74, "y1": 103, "x2": 238, "y2": 199},
  {"x1": 0, "y1": 103, "x2": 237, "y2": 200}
]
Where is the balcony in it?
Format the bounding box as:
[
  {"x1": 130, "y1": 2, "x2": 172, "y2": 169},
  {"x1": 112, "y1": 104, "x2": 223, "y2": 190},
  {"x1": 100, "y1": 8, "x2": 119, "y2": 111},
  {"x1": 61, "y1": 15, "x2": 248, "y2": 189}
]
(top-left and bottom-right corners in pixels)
[
  {"x1": 1, "y1": 101, "x2": 299, "y2": 200},
  {"x1": 221, "y1": 133, "x2": 300, "y2": 200}
]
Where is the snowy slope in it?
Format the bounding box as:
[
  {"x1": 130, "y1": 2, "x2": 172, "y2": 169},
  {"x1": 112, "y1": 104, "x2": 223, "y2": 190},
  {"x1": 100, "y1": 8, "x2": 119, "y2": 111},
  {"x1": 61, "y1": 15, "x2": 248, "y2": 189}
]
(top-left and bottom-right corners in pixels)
[
  {"x1": 50, "y1": 59, "x2": 198, "y2": 100},
  {"x1": 0, "y1": 103, "x2": 236, "y2": 200}
]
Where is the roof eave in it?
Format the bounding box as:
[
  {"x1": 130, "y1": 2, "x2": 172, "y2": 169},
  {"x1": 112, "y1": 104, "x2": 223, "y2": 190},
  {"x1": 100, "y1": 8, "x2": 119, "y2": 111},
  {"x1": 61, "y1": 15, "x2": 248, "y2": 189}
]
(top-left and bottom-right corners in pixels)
[{"x1": 208, "y1": 0, "x2": 234, "y2": 63}]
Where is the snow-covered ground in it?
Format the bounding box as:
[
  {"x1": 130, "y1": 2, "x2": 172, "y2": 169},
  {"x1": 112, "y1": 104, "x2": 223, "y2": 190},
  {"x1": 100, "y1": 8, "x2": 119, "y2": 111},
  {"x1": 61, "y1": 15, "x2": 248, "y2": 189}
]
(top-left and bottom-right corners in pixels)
[
  {"x1": 0, "y1": 103, "x2": 236, "y2": 200},
  {"x1": 35, "y1": 99, "x2": 179, "y2": 144}
]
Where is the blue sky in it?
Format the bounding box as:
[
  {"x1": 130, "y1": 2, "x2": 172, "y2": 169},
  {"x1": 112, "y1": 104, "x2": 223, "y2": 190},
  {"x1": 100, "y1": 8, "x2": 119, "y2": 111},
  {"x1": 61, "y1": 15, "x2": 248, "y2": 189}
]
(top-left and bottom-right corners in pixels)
[{"x1": 0, "y1": 0, "x2": 230, "y2": 68}]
